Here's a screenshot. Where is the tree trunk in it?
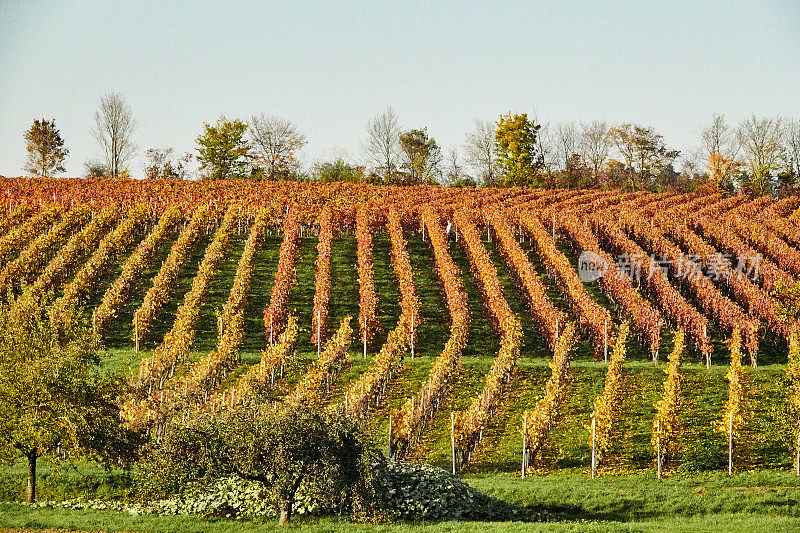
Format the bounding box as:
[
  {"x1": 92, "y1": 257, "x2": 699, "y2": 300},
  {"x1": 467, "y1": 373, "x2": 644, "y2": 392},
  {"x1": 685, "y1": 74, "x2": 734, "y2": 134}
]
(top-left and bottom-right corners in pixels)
[
  {"x1": 278, "y1": 498, "x2": 293, "y2": 525},
  {"x1": 27, "y1": 449, "x2": 37, "y2": 504}
]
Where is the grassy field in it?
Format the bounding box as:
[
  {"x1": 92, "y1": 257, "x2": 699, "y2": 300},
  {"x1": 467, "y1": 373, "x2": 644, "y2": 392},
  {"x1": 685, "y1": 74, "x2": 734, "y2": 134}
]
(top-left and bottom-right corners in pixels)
[
  {"x1": 2, "y1": 220, "x2": 798, "y2": 531},
  {"x1": 3, "y1": 470, "x2": 800, "y2": 531}
]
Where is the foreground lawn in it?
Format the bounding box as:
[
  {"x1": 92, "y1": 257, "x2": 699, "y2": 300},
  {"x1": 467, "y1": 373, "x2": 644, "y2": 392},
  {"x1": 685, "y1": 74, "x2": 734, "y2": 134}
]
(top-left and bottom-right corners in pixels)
[{"x1": 3, "y1": 471, "x2": 800, "y2": 532}]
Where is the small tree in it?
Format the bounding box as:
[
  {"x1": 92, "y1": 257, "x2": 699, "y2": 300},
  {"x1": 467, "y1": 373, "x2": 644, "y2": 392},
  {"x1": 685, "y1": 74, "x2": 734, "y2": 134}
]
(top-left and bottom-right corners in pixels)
[
  {"x1": 249, "y1": 114, "x2": 307, "y2": 180},
  {"x1": 92, "y1": 92, "x2": 137, "y2": 180},
  {"x1": 196, "y1": 117, "x2": 251, "y2": 180},
  {"x1": 494, "y1": 112, "x2": 544, "y2": 187},
  {"x1": 0, "y1": 292, "x2": 129, "y2": 503},
  {"x1": 364, "y1": 107, "x2": 401, "y2": 183},
  {"x1": 737, "y1": 115, "x2": 785, "y2": 196},
  {"x1": 313, "y1": 158, "x2": 364, "y2": 182},
  {"x1": 464, "y1": 119, "x2": 497, "y2": 186},
  {"x1": 398, "y1": 128, "x2": 442, "y2": 185},
  {"x1": 24, "y1": 119, "x2": 68, "y2": 176},
  {"x1": 144, "y1": 148, "x2": 193, "y2": 179},
  {"x1": 138, "y1": 403, "x2": 378, "y2": 525}
]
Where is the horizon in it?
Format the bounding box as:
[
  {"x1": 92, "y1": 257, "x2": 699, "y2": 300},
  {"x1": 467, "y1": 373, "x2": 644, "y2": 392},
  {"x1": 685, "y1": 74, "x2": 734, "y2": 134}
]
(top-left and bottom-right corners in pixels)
[{"x1": 1, "y1": 1, "x2": 799, "y2": 178}]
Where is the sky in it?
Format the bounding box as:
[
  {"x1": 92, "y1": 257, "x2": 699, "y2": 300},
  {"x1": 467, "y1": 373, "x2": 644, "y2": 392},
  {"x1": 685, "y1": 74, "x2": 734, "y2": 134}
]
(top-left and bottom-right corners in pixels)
[{"x1": 1, "y1": 0, "x2": 799, "y2": 178}]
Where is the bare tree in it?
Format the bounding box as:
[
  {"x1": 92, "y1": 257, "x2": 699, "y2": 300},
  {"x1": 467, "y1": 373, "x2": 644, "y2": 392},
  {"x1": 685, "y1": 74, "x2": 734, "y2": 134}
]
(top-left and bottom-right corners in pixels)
[
  {"x1": 92, "y1": 93, "x2": 136, "y2": 179},
  {"x1": 783, "y1": 118, "x2": 800, "y2": 180},
  {"x1": 554, "y1": 122, "x2": 580, "y2": 170},
  {"x1": 581, "y1": 121, "x2": 612, "y2": 185},
  {"x1": 249, "y1": 114, "x2": 307, "y2": 180},
  {"x1": 463, "y1": 119, "x2": 496, "y2": 186},
  {"x1": 364, "y1": 107, "x2": 401, "y2": 182},
  {"x1": 737, "y1": 115, "x2": 784, "y2": 196},
  {"x1": 699, "y1": 114, "x2": 741, "y2": 188}
]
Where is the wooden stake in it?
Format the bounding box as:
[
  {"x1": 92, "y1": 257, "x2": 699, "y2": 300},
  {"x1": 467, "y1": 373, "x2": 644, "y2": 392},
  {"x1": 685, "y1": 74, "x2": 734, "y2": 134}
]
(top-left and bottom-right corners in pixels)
[
  {"x1": 363, "y1": 326, "x2": 367, "y2": 359},
  {"x1": 656, "y1": 419, "x2": 661, "y2": 480},
  {"x1": 451, "y1": 411, "x2": 457, "y2": 475},
  {"x1": 592, "y1": 417, "x2": 597, "y2": 479},
  {"x1": 388, "y1": 414, "x2": 393, "y2": 459},
  {"x1": 410, "y1": 311, "x2": 415, "y2": 360},
  {"x1": 522, "y1": 414, "x2": 527, "y2": 479},
  {"x1": 728, "y1": 410, "x2": 733, "y2": 476},
  {"x1": 317, "y1": 309, "x2": 321, "y2": 357},
  {"x1": 604, "y1": 320, "x2": 608, "y2": 363},
  {"x1": 796, "y1": 423, "x2": 800, "y2": 476}
]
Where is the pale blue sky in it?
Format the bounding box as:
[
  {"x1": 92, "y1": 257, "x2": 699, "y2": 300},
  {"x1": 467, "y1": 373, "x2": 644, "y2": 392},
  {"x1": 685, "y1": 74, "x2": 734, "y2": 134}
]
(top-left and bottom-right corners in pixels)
[{"x1": 1, "y1": 1, "x2": 798, "y2": 177}]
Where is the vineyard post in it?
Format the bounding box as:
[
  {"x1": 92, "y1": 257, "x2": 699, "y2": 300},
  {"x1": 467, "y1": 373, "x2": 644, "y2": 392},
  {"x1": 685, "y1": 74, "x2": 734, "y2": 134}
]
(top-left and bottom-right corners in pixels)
[
  {"x1": 604, "y1": 320, "x2": 608, "y2": 363},
  {"x1": 556, "y1": 318, "x2": 559, "y2": 341},
  {"x1": 270, "y1": 315, "x2": 274, "y2": 346},
  {"x1": 388, "y1": 414, "x2": 393, "y2": 459},
  {"x1": 591, "y1": 415, "x2": 597, "y2": 479},
  {"x1": 134, "y1": 313, "x2": 139, "y2": 352},
  {"x1": 410, "y1": 310, "x2": 415, "y2": 360},
  {"x1": 363, "y1": 326, "x2": 367, "y2": 359},
  {"x1": 656, "y1": 419, "x2": 661, "y2": 480},
  {"x1": 317, "y1": 309, "x2": 321, "y2": 357},
  {"x1": 422, "y1": 215, "x2": 426, "y2": 242},
  {"x1": 796, "y1": 424, "x2": 800, "y2": 476},
  {"x1": 522, "y1": 414, "x2": 527, "y2": 479},
  {"x1": 451, "y1": 411, "x2": 457, "y2": 475},
  {"x1": 728, "y1": 410, "x2": 733, "y2": 476}
]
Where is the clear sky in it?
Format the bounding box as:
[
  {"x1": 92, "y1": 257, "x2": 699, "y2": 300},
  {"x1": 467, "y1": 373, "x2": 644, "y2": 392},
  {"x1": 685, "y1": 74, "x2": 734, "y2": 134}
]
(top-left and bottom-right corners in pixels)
[{"x1": 1, "y1": 0, "x2": 798, "y2": 177}]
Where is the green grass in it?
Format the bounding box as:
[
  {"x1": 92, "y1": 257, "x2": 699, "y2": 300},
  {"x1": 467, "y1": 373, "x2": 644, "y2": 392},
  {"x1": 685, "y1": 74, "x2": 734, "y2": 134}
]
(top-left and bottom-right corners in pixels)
[{"x1": 5, "y1": 471, "x2": 800, "y2": 531}]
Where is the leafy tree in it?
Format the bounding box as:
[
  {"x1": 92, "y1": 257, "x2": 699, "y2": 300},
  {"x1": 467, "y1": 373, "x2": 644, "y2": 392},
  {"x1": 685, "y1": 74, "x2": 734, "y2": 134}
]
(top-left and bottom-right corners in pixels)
[
  {"x1": 364, "y1": 107, "x2": 401, "y2": 183},
  {"x1": 137, "y1": 403, "x2": 380, "y2": 525},
  {"x1": 609, "y1": 123, "x2": 679, "y2": 190},
  {"x1": 312, "y1": 158, "x2": 364, "y2": 183},
  {"x1": 196, "y1": 117, "x2": 251, "y2": 180},
  {"x1": 92, "y1": 92, "x2": 137, "y2": 180},
  {"x1": 249, "y1": 114, "x2": 307, "y2": 180},
  {"x1": 23, "y1": 119, "x2": 68, "y2": 176},
  {"x1": 494, "y1": 112, "x2": 544, "y2": 187},
  {"x1": 0, "y1": 292, "x2": 131, "y2": 503},
  {"x1": 464, "y1": 119, "x2": 497, "y2": 186},
  {"x1": 398, "y1": 128, "x2": 442, "y2": 185}
]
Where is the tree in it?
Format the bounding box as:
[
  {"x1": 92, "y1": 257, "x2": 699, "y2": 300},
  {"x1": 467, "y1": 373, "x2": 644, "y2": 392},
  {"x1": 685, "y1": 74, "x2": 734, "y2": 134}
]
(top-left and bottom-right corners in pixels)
[
  {"x1": 464, "y1": 120, "x2": 497, "y2": 186},
  {"x1": 398, "y1": 128, "x2": 442, "y2": 185},
  {"x1": 609, "y1": 123, "x2": 679, "y2": 190},
  {"x1": 312, "y1": 157, "x2": 364, "y2": 183},
  {"x1": 444, "y1": 147, "x2": 474, "y2": 187},
  {"x1": 92, "y1": 93, "x2": 136, "y2": 180},
  {"x1": 737, "y1": 115, "x2": 785, "y2": 196},
  {"x1": 196, "y1": 117, "x2": 251, "y2": 180},
  {"x1": 581, "y1": 121, "x2": 612, "y2": 186},
  {"x1": 23, "y1": 119, "x2": 68, "y2": 176},
  {"x1": 0, "y1": 292, "x2": 129, "y2": 503},
  {"x1": 494, "y1": 112, "x2": 544, "y2": 187},
  {"x1": 364, "y1": 107, "x2": 401, "y2": 183},
  {"x1": 780, "y1": 118, "x2": 800, "y2": 188},
  {"x1": 699, "y1": 114, "x2": 742, "y2": 190},
  {"x1": 143, "y1": 148, "x2": 193, "y2": 180},
  {"x1": 138, "y1": 403, "x2": 378, "y2": 525},
  {"x1": 83, "y1": 160, "x2": 109, "y2": 178},
  {"x1": 249, "y1": 114, "x2": 307, "y2": 180}
]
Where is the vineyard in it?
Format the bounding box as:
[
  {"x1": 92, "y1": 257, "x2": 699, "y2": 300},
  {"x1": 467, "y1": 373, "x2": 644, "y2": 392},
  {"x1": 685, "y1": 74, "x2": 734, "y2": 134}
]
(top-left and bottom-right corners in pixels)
[{"x1": 5, "y1": 176, "x2": 800, "y2": 480}]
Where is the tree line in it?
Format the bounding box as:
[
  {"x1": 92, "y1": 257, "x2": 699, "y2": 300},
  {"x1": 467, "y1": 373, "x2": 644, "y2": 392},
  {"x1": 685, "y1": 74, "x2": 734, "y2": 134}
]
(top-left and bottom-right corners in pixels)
[{"x1": 20, "y1": 93, "x2": 800, "y2": 196}]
